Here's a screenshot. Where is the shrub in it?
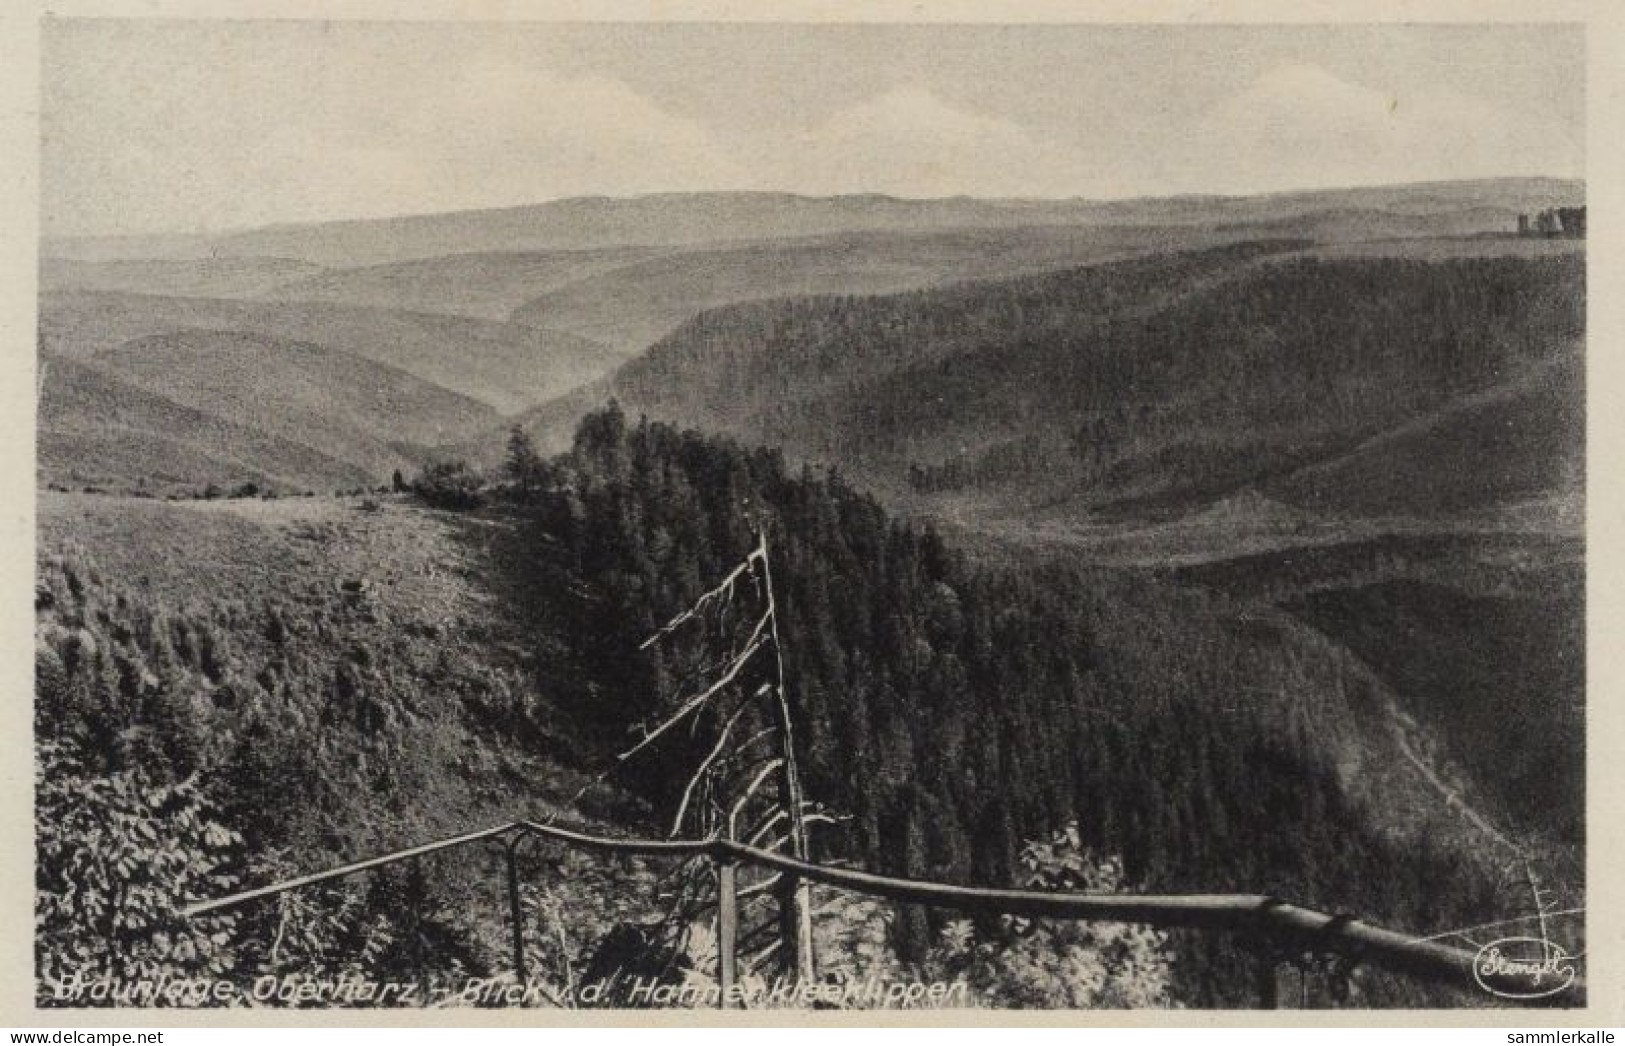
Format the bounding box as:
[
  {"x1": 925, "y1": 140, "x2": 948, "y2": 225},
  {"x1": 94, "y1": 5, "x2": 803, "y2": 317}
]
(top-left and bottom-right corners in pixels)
[
  {"x1": 922, "y1": 822, "x2": 1176, "y2": 1008},
  {"x1": 413, "y1": 461, "x2": 485, "y2": 510},
  {"x1": 36, "y1": 737, "x2": 243, "y2": 1005}
]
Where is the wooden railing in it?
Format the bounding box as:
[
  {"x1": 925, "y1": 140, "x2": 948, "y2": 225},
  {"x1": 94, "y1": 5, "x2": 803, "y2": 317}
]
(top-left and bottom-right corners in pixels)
[{"x1": 182, "y1": 818, "x2": 1583, "y2": 1009}]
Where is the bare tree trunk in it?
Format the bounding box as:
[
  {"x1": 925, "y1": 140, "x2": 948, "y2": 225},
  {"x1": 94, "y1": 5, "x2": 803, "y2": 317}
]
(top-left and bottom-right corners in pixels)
[{"x1": 756, "y1": 530, "x2": 817, "y2": 984}]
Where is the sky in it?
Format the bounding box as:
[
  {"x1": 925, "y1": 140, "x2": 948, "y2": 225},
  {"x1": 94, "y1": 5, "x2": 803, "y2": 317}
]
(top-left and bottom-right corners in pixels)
[{"x1": 40, "y1": 20, "x2": 1586, "y2": 238}]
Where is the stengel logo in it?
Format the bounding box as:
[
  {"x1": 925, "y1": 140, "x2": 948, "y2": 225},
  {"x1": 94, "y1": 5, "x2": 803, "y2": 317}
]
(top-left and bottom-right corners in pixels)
[{"x1": 1472, "y1": 935, "x2": 1576, "y2": 1000}]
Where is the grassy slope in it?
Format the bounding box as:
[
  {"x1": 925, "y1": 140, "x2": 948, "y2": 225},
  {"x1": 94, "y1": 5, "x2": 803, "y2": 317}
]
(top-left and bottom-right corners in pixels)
[
  {"x1": 37, "y1": 492, "x2": 565, "y2": 838},
  {"x1": 90, "y1": 330, "x2": 497, "y2": 481},
  {"x1": 40, "y1": 289, "x2": 605, "y2": 414},
  {"x1": 39, "y1": 354, "x2": 376, "y2": 493}
]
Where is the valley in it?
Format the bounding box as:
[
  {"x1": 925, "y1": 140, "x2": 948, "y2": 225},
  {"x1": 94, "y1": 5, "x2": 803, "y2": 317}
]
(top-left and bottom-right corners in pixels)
[{"x1": 34, "y1": 180, "x2": 1587, "y2": 1008}]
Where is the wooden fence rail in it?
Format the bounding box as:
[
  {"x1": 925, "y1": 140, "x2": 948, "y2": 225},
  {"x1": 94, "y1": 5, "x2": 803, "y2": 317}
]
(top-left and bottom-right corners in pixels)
[{"x1": 181, "y1": 818, "x2": 1581, "y2": 1009}]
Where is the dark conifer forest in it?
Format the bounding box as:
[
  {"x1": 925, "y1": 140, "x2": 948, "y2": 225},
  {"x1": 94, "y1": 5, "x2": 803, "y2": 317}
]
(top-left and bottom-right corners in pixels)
[
  {"x1": 604, "y1": 247, "x2": 1582, "y2": 523},
  {"x1": 497, "y1": 405, "x2": 1574, "y2": 1005}
]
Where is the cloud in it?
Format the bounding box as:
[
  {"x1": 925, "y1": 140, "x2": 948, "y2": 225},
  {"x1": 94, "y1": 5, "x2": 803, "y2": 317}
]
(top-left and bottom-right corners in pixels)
[
  {"x1": 269, "y1": 59, "x2": 752, "y2": 219},
  {"x1": 764, "y1": 85, "x2": 1070, "y2": 198},
  {"x1": 1184, "y1": 62, "x2": 1582, "y2": 193},
  {"x1": 411, "y1": 59, "x2": 749, "y2": 200},
  {"x1": 824, "y1": 85, "x2": 1032, "y2": 149},
  {"x1": 44, "y1": 48, "x2": 750, "y2": 235}
]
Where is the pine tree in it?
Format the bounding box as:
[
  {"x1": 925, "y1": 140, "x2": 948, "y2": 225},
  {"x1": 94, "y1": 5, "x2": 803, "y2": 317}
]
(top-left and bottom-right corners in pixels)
[{"x1": 505, "y1": 425, "x2": 545, "y2": 500}]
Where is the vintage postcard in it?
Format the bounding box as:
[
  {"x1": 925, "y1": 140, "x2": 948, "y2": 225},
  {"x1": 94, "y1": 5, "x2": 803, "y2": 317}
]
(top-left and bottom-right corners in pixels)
[{"x1": 2, "y1": 0, "x2": 1620, "y2": 1027}]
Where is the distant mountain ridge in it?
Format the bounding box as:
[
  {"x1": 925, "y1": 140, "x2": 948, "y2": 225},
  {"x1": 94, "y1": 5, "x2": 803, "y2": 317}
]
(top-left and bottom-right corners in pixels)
[{"x1": 45, "y1": 178, "x2": 1582, "y2": 267}]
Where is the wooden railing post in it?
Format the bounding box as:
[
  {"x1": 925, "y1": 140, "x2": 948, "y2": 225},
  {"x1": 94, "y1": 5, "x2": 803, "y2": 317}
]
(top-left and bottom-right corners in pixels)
[
  {"x1": 716, "y1": 856, "x2": 740, "y2": 1009},
  {"x1": 1256, "y1": 948, "x2": 1281, "y2": 1009},
  {"x1": 504, "y1": 834, "x2": 528, "y2": 984},
  {"x1": 1328, "y1": 955, "x2": 1355, "y2": 1007},
  {"x1": 408, "y1": 857, "x2": 427, "y2": 1007},
  {"x1": 777, "y1": 873, "x2": 814, "y2": 984}
]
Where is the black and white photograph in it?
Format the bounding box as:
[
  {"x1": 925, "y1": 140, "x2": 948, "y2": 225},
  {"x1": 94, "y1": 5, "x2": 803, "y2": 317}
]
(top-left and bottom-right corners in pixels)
[{"x1": 20, "y1": 8, "x2": 1603, "y2": 1019}]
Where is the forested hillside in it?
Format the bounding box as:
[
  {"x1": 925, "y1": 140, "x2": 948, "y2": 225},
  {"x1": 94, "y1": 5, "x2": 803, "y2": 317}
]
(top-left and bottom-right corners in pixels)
[
  {"x1": 599, "y1": 245, "x2": 1583, "y2": 524},
  {"x1": 473, "y1": 408, "x2": 1558, "y2": 1005}
]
